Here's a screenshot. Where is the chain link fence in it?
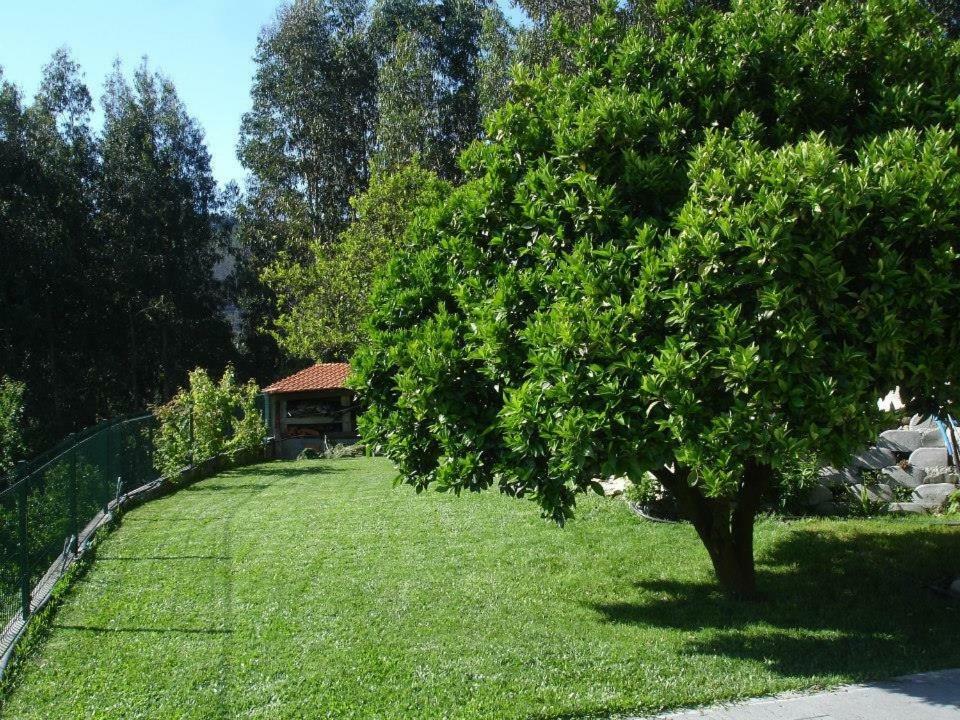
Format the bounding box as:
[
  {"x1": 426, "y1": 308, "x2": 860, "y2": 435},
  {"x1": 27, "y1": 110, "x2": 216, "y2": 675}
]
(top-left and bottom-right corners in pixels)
[{"x1": 0, "y1": 415, "x2": 157, "y2": 633}]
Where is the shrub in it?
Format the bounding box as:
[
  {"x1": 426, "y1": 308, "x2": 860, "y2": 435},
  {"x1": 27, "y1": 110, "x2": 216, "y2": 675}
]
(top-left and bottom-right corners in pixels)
[{"x1": 154, "y1": 367, "x2": 265, "y2": 478}]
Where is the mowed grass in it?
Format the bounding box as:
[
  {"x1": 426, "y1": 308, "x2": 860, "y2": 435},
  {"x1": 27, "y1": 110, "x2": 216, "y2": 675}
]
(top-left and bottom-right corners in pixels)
[{"x1": 2, "y1": 457, "x2": 959, "y2": 719}]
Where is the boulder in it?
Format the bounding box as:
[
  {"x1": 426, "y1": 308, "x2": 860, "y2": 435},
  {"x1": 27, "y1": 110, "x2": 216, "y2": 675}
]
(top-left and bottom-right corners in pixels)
[
  {"x1": 924, "y1": 469, "x2": 960, "y2": 485},
  {"x1": 878, "y1": 429, "x2": 925, "y2": 453},
  {"x1": 813, "y1": 501, "x2": 838, "y2": 516},
  {"x1": 921, "y1": 429, "x2": 946, "y2": 448},
  {"x1": 850, "y1": 447, "x2": 897, "y2": 470},
  {"x1": 908, "y1": 447, "x2": 950, "y2": 468},
  {"x1": 881, "y1": 464, "x2": 926, "y2": 489},
  {"x1": 817, "y1": 466, "x2": 843, "y2": 488},
  {"x1": 887, "y1": 502, "x2": 931, "y2": 515},
  {"x1": 848, "y1": 483, "x2": 894, "y2": 503},
  {"x1": 950, "y1": 578, "x2": 960, "y2": 598},
  {"x1": 912, "y1": 483, "x2": 957, "y2": 509},
  {"x1": 804, "y1": 485, "x2": 834, "y2": 506},
  {"x1": 909, "y1": 414, "x2": 938, "y2": 430}
]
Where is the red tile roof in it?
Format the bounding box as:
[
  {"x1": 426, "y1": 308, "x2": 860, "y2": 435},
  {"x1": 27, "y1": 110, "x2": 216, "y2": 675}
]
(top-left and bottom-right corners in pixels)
[{"x1": 264, "y1": 363, "x2": 351, "y2": 394}]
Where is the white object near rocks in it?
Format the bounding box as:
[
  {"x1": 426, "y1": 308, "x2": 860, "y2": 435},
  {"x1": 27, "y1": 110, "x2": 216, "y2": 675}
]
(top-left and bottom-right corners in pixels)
[
  {"x1": 908, "y1": 447, "x2": 950, "y2": 468},
  {"x1": 878, "y1": 429, "x2": 925, "y2": 453},
  {"x1": 887, "y1": 502, "x2": 931, "y2": 515},
  {"x1": 881, "y1": 465, "x2": 927, "y2": 489},
  {"x1": 848, "y1": 483, "x2": 894, "y2": 502},
  {"x1": 850, "y1": 447, "x2": 897, "y2": 470},
  {"x1": 912, "y1": 483, "x2": 957, "y2": 508},
  {"x1": 920, "y1": 429, "x2": 946, "y2": 448},
  {"x1": 599, "y1": 476, "x2": 628, "y2": 497}
]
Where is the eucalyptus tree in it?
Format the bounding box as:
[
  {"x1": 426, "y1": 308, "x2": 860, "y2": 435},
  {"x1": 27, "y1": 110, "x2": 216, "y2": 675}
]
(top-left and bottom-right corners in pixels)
[
  {"x1": 0, "y1": 52, "x2": 104, "y2": 445},
  {"x1": 97, "y1": 61, "x2": 233, "y2": 404}
]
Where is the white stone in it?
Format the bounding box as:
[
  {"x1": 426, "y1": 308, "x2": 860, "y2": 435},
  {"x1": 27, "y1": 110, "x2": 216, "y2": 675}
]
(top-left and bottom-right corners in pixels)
[
  {"x1": 850, "y1": 447, "x2": 897, "y2": 470},
  {"x1": 909, "y1": 414, "x2": 938, "y2": 430},
  {"x1": 881, "y1": 465, "x2": 926, "y2": 489},
  {"x1": 878, "y1": 429, "x2": 924, "y2": 453},
  {"x1": 908, "y1": 447, "x2": 950, "y2": 468}
]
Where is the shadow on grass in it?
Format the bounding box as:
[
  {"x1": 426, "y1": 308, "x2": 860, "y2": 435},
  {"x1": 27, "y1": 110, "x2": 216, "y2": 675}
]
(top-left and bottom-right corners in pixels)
[
  {"x1": 54, "y1": 624, "x2": 232, "y2": 635},
  {"x1": 591, "y1": 526, "x2": 960, "y2": 687}
]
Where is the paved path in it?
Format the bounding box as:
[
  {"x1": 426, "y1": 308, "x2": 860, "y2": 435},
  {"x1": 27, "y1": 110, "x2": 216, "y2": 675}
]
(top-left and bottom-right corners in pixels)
[{"x1": 642, "y1": 668, "x2": 960, "y2": 719}]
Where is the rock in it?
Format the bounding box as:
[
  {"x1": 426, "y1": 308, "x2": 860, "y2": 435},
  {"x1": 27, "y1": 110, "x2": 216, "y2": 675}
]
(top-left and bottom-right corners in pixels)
[
  {"x1": 805, "y1": 485, "x2": 834, "y2": 506},
  {"x1": 599, "y1": 476, "x2": 628, "y2": 497},
  {"x1": 912, "y1": 483, "x2": 957, "y2": 508},
  {"x1": 909, "y1": 414, "x2": 937, "y2": 430},
  {"x1": 921, "y1": 429, "x2": 946, "y2": 448},
  {"x1": 908, "y1": 447, "x2": 950, "y2": 468},
  {"x1": 848, "y1": 483, "x2": 894, "y2": 503},
  {"x1": 813, "y1": 501, "x2": 838, "y2": 516},
  {"x1": 881, "y1": 464, "x2": 927, "y2": 489},
  {"x1": 950, "y1": 578, "x2": 960, "y2": 598},
  {"x1": 850, "y1": 447, "x2": 897, "y2": 470},
  {"x1": 923, "y1": 468, "x2": 960, "y2": 485},
  {"x1": 887, "y1": 502, "x2": 931, "y2": 515},
  {"x1": 817, "y1": 466, "x2": 843, "y2": 487},
  {"x1": 840, "y1": 467, "x2": 862, "y2": 485},
  {"x1": 878, "y1": 429, "x2": 925, "y2": 453}
]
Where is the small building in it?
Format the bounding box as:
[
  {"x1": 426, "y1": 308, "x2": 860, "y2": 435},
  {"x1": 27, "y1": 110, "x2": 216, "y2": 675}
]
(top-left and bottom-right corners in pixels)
[{"x1": 263, "y1": 363, "x2": 357, "y2": 459}]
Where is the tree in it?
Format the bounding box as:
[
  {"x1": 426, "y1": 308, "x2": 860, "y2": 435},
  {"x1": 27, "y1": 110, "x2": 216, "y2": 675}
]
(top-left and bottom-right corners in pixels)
[
  {"x1": 265, "y1": 162, "x2": 450, "y2": 360},
  {"x1": 351, "y1": 0, "x2": 960, "y2": 598},
  {"x1": 0, "y1": 51, "x2": 104, "y2": 446},
  {"x1": 97, "y1": 61, "x2": 234, "y2": 404},
  {"x1": 235, "y1": 0, "x2": 377, "y2": 380}
]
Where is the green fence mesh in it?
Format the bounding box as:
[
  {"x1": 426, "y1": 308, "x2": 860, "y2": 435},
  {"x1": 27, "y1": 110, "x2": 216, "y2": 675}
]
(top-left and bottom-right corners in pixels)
[{"x1": 0, "y1": 414, "x2": 157, "y2": 637}]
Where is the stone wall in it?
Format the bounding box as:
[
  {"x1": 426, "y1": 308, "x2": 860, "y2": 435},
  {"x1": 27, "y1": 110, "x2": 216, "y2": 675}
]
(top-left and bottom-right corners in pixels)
[{"x1": 810, "y1": 415, "x2": 959, "y2": 515}]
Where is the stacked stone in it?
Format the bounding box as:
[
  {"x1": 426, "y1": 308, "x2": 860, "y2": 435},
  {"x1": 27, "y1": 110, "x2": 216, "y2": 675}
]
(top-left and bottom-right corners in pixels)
[{"x1": 808, "y1": 414, "x2": 959, "y2": 515}]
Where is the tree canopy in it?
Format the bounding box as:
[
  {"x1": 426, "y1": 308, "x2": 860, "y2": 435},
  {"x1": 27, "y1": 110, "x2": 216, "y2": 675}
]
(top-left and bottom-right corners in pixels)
[{"x1": 352, "y1": 0, "x2": 960, "y2": 597}]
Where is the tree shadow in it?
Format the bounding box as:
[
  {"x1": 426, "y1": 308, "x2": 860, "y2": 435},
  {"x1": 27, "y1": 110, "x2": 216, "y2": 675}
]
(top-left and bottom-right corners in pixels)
[{"x1": 591, "y1": 525, "x2": 960, "y2": 692}]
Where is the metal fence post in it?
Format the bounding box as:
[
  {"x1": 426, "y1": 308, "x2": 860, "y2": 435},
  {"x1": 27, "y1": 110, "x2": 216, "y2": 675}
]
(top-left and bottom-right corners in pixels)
[
  {"x1": 15, "y1": 461, "x2": 31, "y2": 621},
  {"x1": 104, "y1": 420, "x2": 112, "y2": 514},
  {"x1": 68, "y1": 442, "x2": 79, "y2": 554},
  {"x1": 188, "y1": 403, "x2": 195, "y2": 467}
]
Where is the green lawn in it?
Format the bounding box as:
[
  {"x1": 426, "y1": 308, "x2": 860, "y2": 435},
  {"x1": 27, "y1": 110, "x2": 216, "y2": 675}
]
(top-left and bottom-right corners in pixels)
[{"x1": 2, "y1": 457, "x2": 958, "y2": 719}]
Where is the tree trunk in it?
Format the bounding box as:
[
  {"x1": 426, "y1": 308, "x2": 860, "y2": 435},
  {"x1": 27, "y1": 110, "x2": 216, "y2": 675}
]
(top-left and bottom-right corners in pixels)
[{"x1": 654, "y1": 460, "x2": 772, "y2": 600}]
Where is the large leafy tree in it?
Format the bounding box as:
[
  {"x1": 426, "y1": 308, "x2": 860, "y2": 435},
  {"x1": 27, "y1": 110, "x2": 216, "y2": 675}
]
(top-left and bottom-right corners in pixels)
[{"x1": 352, "y1": 0, "x2": 960, "y2": 598}]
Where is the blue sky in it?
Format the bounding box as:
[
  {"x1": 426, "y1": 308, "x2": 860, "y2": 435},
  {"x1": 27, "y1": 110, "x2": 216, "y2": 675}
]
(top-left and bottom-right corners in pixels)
[{"x1": 0, "y1": 0, "x2": 523, "y2": 188}]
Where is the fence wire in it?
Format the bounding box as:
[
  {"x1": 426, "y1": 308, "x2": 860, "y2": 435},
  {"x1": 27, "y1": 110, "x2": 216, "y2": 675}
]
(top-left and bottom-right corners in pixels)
[{"x1": 0, "y1": 414, "x2": 157, "y2": 647}]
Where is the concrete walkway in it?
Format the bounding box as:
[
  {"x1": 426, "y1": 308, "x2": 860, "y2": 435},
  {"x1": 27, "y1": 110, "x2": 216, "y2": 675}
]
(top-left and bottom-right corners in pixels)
[{"x1": 642, "y1": 668, "x2": 960, "y2": 719}]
